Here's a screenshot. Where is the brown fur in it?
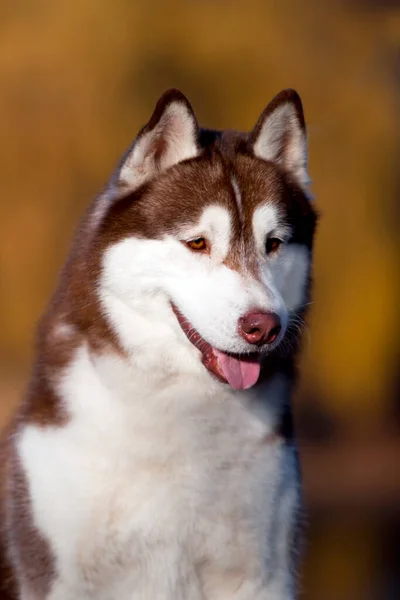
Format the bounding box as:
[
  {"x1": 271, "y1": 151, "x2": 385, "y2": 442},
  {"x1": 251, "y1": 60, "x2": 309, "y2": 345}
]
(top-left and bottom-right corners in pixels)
[
  {"x1": 0, "y1": 417, "x2": 57, "y2": 599},
  {"x1": 0, "y1": 435, "x2": 17, "y2": 599}
]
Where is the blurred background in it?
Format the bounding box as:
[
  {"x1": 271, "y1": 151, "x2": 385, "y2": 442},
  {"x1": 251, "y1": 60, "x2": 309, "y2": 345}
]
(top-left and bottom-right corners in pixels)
[{"x1": 1, "y1": 0, "x2": 399, "y2": 598}]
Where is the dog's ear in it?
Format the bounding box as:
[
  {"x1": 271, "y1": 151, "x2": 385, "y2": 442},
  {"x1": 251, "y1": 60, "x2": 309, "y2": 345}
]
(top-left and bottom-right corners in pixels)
[
  {"x1": 118, "y1": 89, "x2": 199, "y2": 192},
  {"x1": 250, "y1": 89, "x2": 309, "y2": 191}
]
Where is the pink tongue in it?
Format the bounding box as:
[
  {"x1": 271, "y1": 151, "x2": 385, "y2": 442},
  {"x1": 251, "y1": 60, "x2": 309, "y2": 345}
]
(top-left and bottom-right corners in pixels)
[{"x1": 214, "y1": 350, "x2": 261, "y2": 390}]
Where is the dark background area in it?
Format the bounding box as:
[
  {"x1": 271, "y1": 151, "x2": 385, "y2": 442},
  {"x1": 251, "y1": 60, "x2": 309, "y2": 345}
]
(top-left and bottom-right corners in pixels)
[{"x1": 1, "y1": 1, "x2": 399, "y2": 598}]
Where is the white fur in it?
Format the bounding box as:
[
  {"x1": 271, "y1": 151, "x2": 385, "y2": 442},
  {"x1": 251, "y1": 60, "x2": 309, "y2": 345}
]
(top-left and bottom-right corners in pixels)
[
  {"x1": 181, "y1": 205, "x2": 232, "y2": 262},
  {"x1": 19, "y1": 342, "x2": 298, "y2": 599},
  {"x1": 231, "y1": 176, "x2": 243, "y2": 223},
  {"x1": 252, "y1": 205, "x2": 291, "y2": 250},
  {"x1": 253, "y1": 103, "x2": 309, "y2": 190}
]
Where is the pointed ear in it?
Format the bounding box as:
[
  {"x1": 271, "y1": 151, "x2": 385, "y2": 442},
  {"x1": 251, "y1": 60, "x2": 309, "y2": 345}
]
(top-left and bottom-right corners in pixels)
[
  {"x1": 118, "y1": 89, "x2": 199, "y2": 192},
  {"x1": 250, "y1": 89, "x2": 310, "y2": 190}
]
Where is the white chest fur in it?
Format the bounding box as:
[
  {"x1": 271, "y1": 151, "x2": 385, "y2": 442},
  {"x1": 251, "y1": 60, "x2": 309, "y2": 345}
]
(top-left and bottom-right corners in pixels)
[{"x1": 17, "y1": 345, "x2": 298, "y2": 600}]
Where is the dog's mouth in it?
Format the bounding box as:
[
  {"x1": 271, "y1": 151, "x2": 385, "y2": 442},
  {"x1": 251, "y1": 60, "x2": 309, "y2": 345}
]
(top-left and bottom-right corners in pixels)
[{"x1": 172, "y1": 304, "x2": 261, "y2": 390}]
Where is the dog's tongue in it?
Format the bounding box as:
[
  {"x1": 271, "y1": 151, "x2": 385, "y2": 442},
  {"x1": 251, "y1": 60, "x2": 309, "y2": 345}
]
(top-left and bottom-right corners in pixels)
[{"x1": 214, "y1": 350, "x2": 260, "y2": 390}]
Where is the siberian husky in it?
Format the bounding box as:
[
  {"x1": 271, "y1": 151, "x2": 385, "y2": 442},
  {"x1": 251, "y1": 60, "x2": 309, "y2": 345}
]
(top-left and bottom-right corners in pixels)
[{"x1": 0, "y1": 88, "x2": 317, "y2": 599}]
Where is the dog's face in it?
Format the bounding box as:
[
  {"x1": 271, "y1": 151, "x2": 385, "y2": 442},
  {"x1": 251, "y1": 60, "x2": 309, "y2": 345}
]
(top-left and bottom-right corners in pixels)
[{"x1": 98, "y1": 90, "x2": 317, "y2": 389}]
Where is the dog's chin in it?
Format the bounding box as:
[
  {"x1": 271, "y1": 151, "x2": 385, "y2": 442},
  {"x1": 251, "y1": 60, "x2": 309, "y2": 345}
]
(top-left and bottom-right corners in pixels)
[{"x1": 171, "y1": 304, "x2": 261, "y2": 391}]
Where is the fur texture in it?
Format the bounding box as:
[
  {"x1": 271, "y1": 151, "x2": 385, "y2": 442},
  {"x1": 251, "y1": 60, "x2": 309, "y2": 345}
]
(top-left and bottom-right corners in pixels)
[{"x1": 0, "y1": 88, "x2": 317, "y2": 600}]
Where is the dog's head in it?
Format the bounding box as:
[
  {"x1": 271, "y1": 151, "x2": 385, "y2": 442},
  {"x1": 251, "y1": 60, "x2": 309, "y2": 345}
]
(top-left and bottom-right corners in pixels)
[{"x1": 96, "y1": 89, "x2": 317, "y2": 390}]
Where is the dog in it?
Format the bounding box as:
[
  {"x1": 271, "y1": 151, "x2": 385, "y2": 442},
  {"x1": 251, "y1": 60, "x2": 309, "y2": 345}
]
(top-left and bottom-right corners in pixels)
[{"x1": 0, "y1": 88, "x2": 317, "y2": 599}]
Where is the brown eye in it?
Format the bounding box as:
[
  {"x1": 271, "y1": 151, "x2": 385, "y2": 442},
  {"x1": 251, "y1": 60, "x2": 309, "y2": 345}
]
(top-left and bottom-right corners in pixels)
[
  {"x1": 187, "y1": 238, "x2": 208, "y2": 252},
  {"x1": 266, "y1": 237, "x2": 282, "y2": 255}
]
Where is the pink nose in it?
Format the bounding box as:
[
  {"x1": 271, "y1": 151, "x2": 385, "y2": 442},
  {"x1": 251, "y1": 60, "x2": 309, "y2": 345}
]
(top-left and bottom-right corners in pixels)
[{"x1": 238, "y1": 311, "x2": 281, "y2": 346}]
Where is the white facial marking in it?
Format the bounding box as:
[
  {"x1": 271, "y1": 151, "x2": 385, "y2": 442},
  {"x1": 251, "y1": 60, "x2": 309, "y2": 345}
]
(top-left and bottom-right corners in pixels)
[
  {"x1": 253, "y1": 204, "x2": 278, "y2": 250},
  {"x1": 179, "y1": 205, "x2": 232, "y2": 261},
  {"x1": 231, "y1": 176, "x2": 243, "y2": 222},
  {"x1": 252, "y1": 204, "x2": 291, "y2": 252}
]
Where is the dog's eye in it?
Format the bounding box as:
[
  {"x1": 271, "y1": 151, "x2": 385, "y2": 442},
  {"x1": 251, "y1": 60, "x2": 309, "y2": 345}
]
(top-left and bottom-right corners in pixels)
[
  {"x1": 187, "y1": 238, "x2": 208, "y2": 252},
  {"x1": 266, "y1": 237, "x2": 282, "y2": 255}
]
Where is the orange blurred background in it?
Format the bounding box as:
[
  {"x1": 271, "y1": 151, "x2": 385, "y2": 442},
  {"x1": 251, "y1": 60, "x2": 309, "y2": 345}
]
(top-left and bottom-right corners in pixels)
[{"x1": 1, "y1": 1, "x2": 399, "y2": 598}]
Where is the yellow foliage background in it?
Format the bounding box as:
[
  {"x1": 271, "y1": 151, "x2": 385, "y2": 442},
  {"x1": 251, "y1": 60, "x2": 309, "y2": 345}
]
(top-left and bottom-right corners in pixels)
[{"x1": 1, "y1": 1, "x2": 399, "y2": 598}]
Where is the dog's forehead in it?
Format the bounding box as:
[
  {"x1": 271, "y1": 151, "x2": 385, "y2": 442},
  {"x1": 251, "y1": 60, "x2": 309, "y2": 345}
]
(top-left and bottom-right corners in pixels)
[
  {"x1": 147, "y1": 150, "x2": 286, "y2": 236},
  {"x1": 233, "y1": 154, "x2": 284, "y2": 213},
  {"x1": 231, "y1": 154, "x2": 286, "y2": 233}
]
